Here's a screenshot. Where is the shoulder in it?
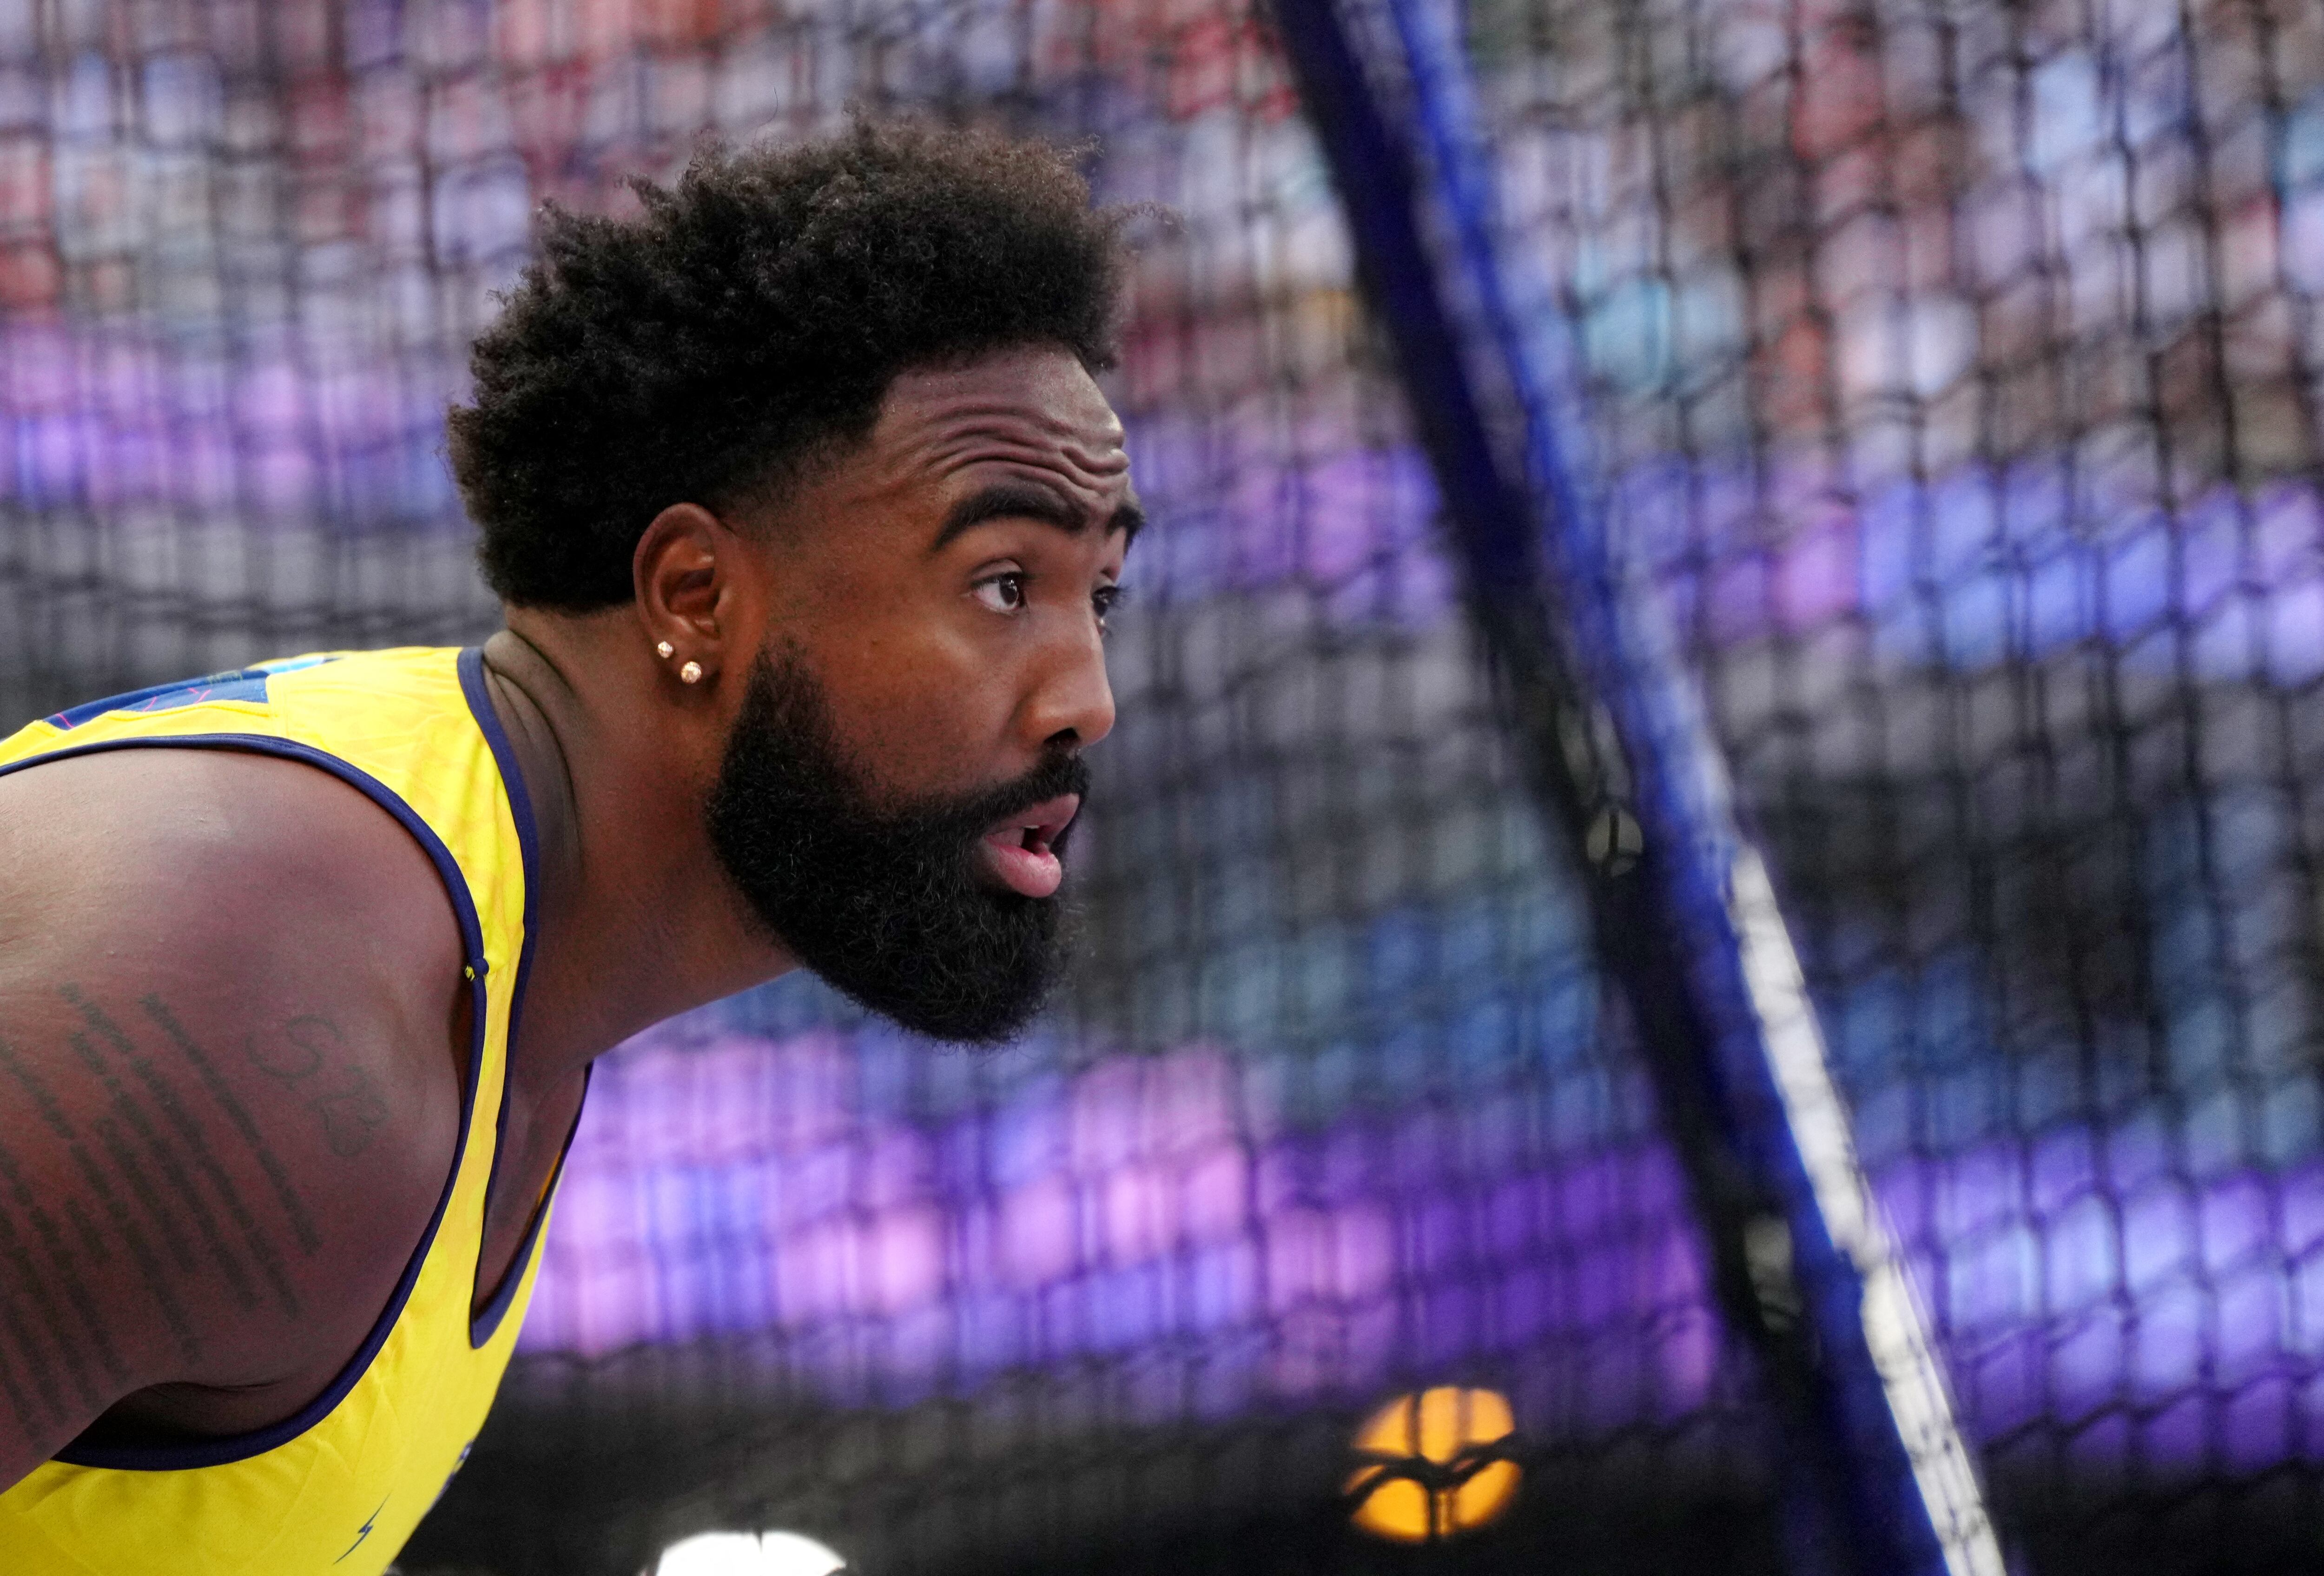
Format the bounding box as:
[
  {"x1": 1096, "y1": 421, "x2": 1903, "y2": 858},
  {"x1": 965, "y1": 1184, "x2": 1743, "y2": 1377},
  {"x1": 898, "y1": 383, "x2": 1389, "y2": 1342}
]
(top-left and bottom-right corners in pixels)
[
  {"x1": 0, "y1": 744, "x2": 467, "y2": 1435},
  {"x1": 0, "y1": 743, "x2": 465, "y2": 998}
]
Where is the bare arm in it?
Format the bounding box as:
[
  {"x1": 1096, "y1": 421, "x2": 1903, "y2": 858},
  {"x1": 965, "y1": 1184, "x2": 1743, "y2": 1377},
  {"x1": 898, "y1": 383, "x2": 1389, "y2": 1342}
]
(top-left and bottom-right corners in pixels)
[{"x1": 0, "y1": 747, "x2": 465, "y2": 1489}]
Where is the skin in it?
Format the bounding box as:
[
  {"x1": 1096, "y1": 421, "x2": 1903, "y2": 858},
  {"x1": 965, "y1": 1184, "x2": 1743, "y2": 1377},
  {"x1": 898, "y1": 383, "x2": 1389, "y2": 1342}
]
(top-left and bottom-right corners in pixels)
[{"x1": 0, "y1": 343, "x2": 1133, "y2": 1489}]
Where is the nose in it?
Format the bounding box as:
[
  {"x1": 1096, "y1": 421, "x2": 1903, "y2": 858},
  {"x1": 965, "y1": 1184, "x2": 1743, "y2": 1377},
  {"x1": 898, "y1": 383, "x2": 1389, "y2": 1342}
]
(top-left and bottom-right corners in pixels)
[{"x1": 1023, "y1": 620, "x2": 1116, "y2": 752}]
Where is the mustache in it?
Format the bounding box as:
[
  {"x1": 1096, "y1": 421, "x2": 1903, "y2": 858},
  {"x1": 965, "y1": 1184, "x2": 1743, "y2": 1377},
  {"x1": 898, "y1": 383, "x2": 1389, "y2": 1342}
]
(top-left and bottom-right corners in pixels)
[{"x1": 903, "y1": 749, "x2": 1091, "y2": 856}]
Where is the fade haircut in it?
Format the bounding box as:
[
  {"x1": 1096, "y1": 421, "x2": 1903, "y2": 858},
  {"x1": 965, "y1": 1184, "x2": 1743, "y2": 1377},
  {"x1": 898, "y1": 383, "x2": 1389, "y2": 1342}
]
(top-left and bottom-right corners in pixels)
[{"x1": 449, "y1": 119, "x2": 1129, "y2": 610}]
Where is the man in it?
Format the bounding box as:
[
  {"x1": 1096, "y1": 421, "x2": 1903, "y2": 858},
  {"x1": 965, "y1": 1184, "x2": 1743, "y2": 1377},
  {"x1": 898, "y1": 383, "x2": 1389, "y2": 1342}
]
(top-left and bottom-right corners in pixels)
[{"x1": 0, "y1": 120, "x2": 1138, "y2": 1573}]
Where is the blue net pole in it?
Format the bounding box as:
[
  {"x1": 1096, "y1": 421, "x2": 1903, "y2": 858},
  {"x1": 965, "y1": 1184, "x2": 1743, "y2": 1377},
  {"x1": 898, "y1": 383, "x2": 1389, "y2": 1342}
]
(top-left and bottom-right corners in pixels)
[{"x1": 1266, "y1": 0, "x2": 2007, "y2": 1570}]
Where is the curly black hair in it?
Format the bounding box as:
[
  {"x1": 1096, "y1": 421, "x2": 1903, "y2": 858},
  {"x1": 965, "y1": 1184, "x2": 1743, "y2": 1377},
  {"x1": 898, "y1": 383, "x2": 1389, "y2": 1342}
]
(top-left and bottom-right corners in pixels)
[{"x1": 449, "y1": 120, "x2": 1129, "y2": 610}]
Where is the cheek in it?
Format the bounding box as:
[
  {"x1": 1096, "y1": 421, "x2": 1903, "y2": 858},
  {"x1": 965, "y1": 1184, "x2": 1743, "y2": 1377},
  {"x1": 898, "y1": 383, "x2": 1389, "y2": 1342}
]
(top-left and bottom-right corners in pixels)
[{"x1": 819, "y1": 639, "x2": 1020, "y2": 798}]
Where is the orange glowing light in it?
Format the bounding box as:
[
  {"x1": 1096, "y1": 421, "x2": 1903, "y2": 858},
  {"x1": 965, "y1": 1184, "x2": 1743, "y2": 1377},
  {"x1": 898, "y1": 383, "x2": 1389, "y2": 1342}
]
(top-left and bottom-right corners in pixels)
[{"x1": 1345, "y1": 1386, "x2": 1521, "y2": 1543}]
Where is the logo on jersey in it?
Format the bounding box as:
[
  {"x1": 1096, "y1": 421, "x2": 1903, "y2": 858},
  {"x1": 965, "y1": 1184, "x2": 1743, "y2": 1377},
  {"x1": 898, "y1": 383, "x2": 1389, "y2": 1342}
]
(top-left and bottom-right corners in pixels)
[{"x1": 337, "y1": 1495, "x2": 390, "y2": 1563}]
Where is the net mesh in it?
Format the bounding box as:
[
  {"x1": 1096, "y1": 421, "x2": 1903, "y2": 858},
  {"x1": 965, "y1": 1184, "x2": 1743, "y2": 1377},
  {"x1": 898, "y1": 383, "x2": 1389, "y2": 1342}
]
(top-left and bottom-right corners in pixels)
[
  {"x1": 1, "y1": 0, "x2": 2319, "y2": 1573},
  {"x1": 1464, "y1": 0, "x2": 2324, "y2": 1568}
]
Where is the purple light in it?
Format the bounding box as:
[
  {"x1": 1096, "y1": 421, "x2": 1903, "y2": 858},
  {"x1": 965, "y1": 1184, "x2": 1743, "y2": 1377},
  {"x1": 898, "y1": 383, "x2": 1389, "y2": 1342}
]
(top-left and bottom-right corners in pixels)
[
  {"x1": 1670, "y1": 462, "x2": 2324, "y2": 682},
  {"x1": 523, "y1": 1028, "x2": 2324, "y2": 1462},
  {"x1": 522, "y1": 1031, "x2": 1719, "y2": 1426},
  {"x1": 18, "y1": 298, "x2": 2317, "y2": 677}
]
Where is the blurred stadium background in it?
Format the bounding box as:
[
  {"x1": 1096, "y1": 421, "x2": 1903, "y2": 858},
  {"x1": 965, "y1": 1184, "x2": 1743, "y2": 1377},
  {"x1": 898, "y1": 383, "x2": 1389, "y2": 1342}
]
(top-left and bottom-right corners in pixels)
[{"x1": 4, "y1": 0, "x2": 2323, "y2": 1571}]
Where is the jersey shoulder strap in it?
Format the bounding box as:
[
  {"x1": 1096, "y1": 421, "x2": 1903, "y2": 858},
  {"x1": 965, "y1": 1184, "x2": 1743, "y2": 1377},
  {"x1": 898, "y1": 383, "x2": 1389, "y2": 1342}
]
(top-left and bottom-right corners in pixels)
[{"x1": 0, "y1": 645, "x2": 561, "y2": 1576}]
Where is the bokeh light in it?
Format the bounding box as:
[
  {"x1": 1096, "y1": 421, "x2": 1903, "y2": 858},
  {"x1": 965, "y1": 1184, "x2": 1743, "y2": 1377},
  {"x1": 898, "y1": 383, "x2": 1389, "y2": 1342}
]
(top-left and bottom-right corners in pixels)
[
  {"x1": 1345, "y1": 1386, "x2": 1522, "y2": 1543},
  {"x1": 653, "y1": 1530, "x2": 846, "y2": 1576}
]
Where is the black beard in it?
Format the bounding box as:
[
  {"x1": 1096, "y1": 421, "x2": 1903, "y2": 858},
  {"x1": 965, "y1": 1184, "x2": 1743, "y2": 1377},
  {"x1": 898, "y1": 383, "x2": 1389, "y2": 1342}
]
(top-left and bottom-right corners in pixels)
[{"x1": 704, "y1": 648, "x2": 1086, "y2": 1043}]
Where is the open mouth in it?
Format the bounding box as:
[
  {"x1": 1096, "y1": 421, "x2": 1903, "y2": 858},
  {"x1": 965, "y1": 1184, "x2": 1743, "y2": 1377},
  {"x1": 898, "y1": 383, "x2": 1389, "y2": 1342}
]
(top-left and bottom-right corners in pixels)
[{"x1": 975, "y1": 794, "x2": 1080, "y2": 899}]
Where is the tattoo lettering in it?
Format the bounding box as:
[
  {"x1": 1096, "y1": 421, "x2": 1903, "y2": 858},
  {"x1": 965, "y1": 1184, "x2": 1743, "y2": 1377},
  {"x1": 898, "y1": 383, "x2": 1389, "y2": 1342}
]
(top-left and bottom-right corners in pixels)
[
  {"x1": 139, "y1": 996, "x2": 323, "y2": 1254},
  {"x1": 245, "y1": 1016, "x2": 390, "y2": 1160},
  {"x1": 0, "y1": 1287, "x2": 73, "y2": 1424},
  {"x1": 313, "y1": 1067, "x2": 390, "y2": 1159},
  {"x1": 63, "y1": 988, "x2": 300, "y2": 1317},
  {"x1": 0, "y1": 1129, "x2": 130, "y2": 1391},
  {"x1": 64, "y1": 1015, "x2": 249, "y2": 1306},
  {"x1": 0, "y1": 1036, "x2": 205, "y2": 1366},
  {"x1": 63, "y1": 1195, "x2": 110, "y2": 1267},
  {"x1": 84, "y1": 1107, "x2": 199, "y2": 1277},
  {"x1": 246, "y1": 1017, "x2": 326, "y2": 1083},
  {"x1": 0, "y1": 1182, "x2": 105, "y2": 1412},
  {"x1": 0, "y1": 1322, "x2": 49, "y2": 1434},
  {"x1": 0, "y1": 984, "x2": 412, "y2": 1409}
]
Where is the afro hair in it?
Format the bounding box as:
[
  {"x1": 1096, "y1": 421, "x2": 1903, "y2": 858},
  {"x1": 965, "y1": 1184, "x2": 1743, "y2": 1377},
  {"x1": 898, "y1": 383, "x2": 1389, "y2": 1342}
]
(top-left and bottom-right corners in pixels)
[{"x1": 449, "y1": 119, "x2": 1129, "y2": 610}]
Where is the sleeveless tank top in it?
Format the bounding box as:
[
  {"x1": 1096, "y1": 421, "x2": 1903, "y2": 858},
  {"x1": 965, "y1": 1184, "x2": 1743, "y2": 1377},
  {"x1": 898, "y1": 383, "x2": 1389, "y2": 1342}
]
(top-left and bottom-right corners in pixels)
[{"x1": 0, "y1": 645, "x2": 579, "y2": 1576}]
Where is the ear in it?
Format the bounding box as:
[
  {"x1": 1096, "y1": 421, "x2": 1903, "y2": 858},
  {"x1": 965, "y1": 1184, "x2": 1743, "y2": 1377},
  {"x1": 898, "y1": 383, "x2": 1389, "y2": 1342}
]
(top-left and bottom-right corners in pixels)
[{"x1": 633, "y1": 502, "x2": 750, "y2": 687}]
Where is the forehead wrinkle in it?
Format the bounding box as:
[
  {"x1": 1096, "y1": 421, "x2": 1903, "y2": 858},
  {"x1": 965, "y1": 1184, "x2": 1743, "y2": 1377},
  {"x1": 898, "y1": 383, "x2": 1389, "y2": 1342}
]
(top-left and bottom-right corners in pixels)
[
  {"x1": 913, "y1": 386, "x2": 1117, "y2": 433},
  {"x1": 918, "y1": 402, "x2": 1125, "y2": 452},
  {"x1": 868, "y1": 367, "x2": 1134, "y2": 515},
  {"x1": 914, "y1": 417, "x2": 1132, "y2": 497},
  {"x1": 909, "y1": 383, "x2": 1123, "y2": 446}
]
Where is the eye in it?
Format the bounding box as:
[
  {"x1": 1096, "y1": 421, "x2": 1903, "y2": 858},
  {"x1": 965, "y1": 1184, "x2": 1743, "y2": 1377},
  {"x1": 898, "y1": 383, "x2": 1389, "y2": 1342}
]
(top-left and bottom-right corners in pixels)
[
  {"x1": 1092, "y1": 583, "x2": 1125, "y2": 629},
  {"x1": 972, "y1": 571, "x2": 1027, "y2": 614}
]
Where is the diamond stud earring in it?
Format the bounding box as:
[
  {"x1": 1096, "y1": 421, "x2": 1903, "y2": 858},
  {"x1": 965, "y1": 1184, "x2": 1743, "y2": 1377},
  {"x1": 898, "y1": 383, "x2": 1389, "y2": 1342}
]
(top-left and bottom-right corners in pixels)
[
  {"x1": 655, "y1": 640, "x2": 674, "y2": 659},
  {"x1": 680, "y1": 661, "x2": 703, "y2": 685}
]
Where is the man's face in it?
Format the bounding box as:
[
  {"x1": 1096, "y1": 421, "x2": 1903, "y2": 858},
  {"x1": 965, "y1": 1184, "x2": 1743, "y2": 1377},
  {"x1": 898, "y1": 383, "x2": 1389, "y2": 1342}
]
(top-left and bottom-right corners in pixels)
[{"x1": 705, "y1": 346, "x2": 1136, "y2": 1041}]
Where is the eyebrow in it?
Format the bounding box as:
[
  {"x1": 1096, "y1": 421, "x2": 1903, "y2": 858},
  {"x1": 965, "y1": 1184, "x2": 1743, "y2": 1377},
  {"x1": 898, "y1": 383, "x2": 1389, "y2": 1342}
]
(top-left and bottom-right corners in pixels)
[{"x1": 931, "y1": 481, "x2": 1146, "y2": 552}]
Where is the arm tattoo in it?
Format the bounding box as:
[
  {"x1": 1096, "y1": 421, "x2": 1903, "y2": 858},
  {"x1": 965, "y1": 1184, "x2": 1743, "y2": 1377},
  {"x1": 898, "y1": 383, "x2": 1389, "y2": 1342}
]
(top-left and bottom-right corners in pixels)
[
  {"x1": 0, "y1": 986, "x2": 410, "y2": 1409},
  {"x1": 82, "y1": 1105, "x2": 200, "y2": 1277},
  {"x1": 0, "y1": 1036, "x2": 205, "y2": 1367},
  {"x1": 0, "y1": 1324, "x2": 50, "y2": 1435},
  {"x1": 0, "y1": 1130, "x2": 130, "y2": 1392},
  {"x1": 62, "y1": 988, "x2": 302, "y2": 1318},
  {"x1": 138, "y1": 996, "x2": 323, "y2": 1254},
  {"x1": 0, "y1": 1267, "x2": 74, "y2": 1425},
  {"x1": 0, "y1": 1170, "x2": 104, "y2": 1418},
  {"x1": 65, "y1": 1025, "x2": 239, "y2": 1296},
  {"x1": 245, "y1": 1015, "x2": 390, "y2": 1160}
]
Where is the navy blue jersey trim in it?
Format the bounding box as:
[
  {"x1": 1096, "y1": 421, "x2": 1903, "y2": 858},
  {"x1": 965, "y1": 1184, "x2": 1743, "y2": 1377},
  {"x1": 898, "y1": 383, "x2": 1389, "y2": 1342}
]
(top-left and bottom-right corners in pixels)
[
  {"x1": 457, "y1": 646, "x2": 585, "y2": 1347},
  {"x1": 46, "y1": 669, "x2": 272, "y2": 731},
  {"x1": 42, "y1": 654, "x2": 346, "y2": 732},
  {"x1": 470, "y1": 1062, "x2": 591, "y2": 1347},
  {"x1": 0, "y1": 733, "x2": 491, "y2": 1472}
]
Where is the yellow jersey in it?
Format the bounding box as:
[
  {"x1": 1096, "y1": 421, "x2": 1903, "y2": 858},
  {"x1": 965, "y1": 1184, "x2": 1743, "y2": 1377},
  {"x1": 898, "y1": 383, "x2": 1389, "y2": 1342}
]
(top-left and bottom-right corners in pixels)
[{"x1": 0, "y1": 646, "x2": 577, "y2": 1576}]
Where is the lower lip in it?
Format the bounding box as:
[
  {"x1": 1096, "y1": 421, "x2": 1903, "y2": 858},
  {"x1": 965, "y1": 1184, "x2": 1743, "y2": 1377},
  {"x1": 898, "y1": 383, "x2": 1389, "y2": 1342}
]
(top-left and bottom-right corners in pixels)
[{"x1": 980, "y1": 833, "x2": 1063, "y2": 898}]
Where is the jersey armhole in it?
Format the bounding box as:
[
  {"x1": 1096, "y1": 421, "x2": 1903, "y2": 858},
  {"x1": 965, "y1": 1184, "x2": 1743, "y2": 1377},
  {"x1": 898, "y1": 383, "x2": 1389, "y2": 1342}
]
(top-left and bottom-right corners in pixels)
[
  {"x1": 0, "y1": 735, "x2": 496, "y2": 1472},
  {"x1": 456, "y1": 645, "x2": 584, "y2": 1348}
]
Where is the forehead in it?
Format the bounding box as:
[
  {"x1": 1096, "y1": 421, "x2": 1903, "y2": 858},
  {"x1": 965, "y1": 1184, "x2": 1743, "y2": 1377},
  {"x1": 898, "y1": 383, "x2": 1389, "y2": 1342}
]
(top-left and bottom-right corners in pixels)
[{"x1": 856, "y1": 345, "x2": 1129, "y2": 495}]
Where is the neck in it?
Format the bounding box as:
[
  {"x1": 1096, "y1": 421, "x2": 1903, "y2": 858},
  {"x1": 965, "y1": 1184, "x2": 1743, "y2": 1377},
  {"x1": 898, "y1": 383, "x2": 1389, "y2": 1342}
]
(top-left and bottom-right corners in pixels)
[{"x1": 475, "y1": 622, "x2": 795, "y2": 1088}]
